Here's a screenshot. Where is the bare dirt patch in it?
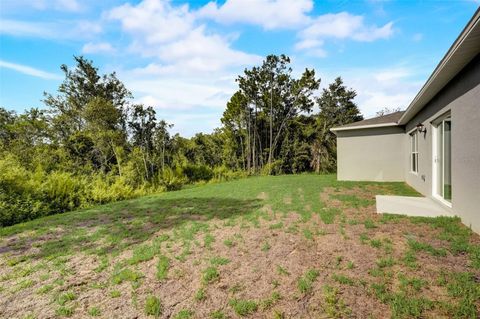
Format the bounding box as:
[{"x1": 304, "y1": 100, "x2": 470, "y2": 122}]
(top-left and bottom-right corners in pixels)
[{"x1": 1, "y1": 181, "x2": 479, "y2": 318}]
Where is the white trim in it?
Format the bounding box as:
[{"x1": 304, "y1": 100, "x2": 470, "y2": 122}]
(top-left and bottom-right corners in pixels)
[
  {"x1": 410, "y1": 132, "x2": 419, "y2": 174},
  {"x1": 432, "y1": 116, "x2": 452, "y2": 205},
  {"x1": 330, "y1": 122, "x2": 399, "y2": 132},
  {"x1": 433, "y1": 194, "x2": 453, "y2": 209}
]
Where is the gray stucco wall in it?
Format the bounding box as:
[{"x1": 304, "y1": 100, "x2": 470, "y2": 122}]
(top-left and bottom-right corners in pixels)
[
  {"x1": 336, "y1": 126, "x2": 406, "y2": 182},
  {"x1": 404, "y1": 54, "x2": 480, "y2": 232},
  {"x1": 335, "y1": 54, "x2": 479, "y2": 232}
]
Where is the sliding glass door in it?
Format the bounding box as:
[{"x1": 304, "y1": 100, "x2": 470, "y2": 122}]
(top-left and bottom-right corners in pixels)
[{"x1": 434, "y1": 116, "x2": 451, "y2": 203}]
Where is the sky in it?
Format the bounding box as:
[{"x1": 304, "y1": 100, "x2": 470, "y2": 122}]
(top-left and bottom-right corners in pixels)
[{"x1": 0, "y1": 0, "x2": 478, "y2": 136}]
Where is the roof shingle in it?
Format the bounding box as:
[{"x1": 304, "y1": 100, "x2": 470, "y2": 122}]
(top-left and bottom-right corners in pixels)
[{"x1": 333, "y1": 110, "x2": 405, "y2": 130}]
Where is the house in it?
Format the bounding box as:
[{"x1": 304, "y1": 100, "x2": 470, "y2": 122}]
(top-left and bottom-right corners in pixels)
[{"x1": 332, "y1": 8, "x2": 480, "y2": 232}]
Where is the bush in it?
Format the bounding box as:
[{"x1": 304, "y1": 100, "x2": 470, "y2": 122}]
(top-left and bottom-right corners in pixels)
[
  {"x1": 89, "y1": 175, "x2": 136, "y2": 204},
  {"x1": 0, "y1": 156, "x2": 48, "y2": 226},
  {"x1": 182, "y1": 164, "x2": 213, "y2": 182},
  {"x1": 212, "y1": 166, "x2": 247, "y2": 182},
  {"x1": 158, "y1": 168, "x2": 185, "y2": 191},
  {"x1": 41, "y1": 171, "x2": 87, "y2": 213},
  {"x1": 261, "y1": 160, "x2": 283, "y2": 176}
]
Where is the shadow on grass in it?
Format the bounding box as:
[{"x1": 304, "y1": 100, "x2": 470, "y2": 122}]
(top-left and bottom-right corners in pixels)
[{"x1": 0, "y1": 196, "x2": 262, "y2": 259}]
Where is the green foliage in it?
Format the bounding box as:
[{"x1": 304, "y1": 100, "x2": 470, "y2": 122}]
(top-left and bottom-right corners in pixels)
[
  {"x1": 210, "y1": 310, "x2": 226, "y2": 319},
  {"x1": 88, "y1": 307, "x2": 101, "y2": 317},
  {"x1": 182, "y1": 164, "x2": 214, "y2": 182},
  {"x1": 144, "y1": 295, "x2": 162, "y2": 317},
  {"x1": 229, "y1": 299, "x2": 258, "y2": 316},
  {"x1": 194, "y1": 288, "x2": 206, "y2": 301},
  {"x1": 210, "y1": 257, "x2": 230, "y2": 266},
  {"x1": 56, "y1": 306, "x2": 74, "y2": 317},
  {"x1": 202, "y1": 266, "x2": 220, "y2": 284},
  {"x1": 332, "y1": 274, "x2": 355, "y2": 285},
  {"x1": 297, "y1": 269, "x2": 319, "y2": 294},
  {"x1": 156, "y1": 256, "x2": 170, "y2": 280},
  {"x1": 111, "y1": 268, "x2": 143, "y2": 285},
  {"x1": 323, "y1": 285, "x2": 351, "y2": 318},
  {"x1": 0, "y1": 54, "x2": 367, "y2": 226},
  {"x1": 57, "y1": 291, "x2": 76, "y2": 306},
  {"x1": 173, "y1": 309, "x2": 193, "y2": 319}
]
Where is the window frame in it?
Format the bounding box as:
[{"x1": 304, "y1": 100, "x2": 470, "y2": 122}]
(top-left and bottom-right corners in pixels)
[{"x1": 410, "y1": 131, "x2": 419, "y2": 174}]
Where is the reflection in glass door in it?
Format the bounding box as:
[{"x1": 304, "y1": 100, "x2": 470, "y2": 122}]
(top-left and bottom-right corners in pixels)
[{"x1": 435, "y1": 117, "x2": 451, "y2": 202}]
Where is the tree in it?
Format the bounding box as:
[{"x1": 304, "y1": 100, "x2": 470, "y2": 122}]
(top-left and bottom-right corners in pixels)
[
  {"x1": 128, "y1": 104, "x2": 157, "y2": 179},
  {"x1": 230, "y1": 54, "x2": 320, "y2": 174},
  {"x1": 375, "y1": 107, "x2": 402, "y2": 117},
  {"x1": 312, "y1": 77, "x2": 363, "y2": 172},
  {"x1": 44, "y1": 56, "x2": 131, "y2": 141}
]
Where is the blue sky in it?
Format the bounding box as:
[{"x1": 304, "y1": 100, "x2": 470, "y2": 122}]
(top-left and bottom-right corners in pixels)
[{"x1": 0, "y1": 0, "x2": 478, "y2": 136}]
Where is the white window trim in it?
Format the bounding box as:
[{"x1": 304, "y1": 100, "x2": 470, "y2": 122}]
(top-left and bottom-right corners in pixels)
[
  {"x1": 431, "y1": 113, "x2": 452, "y2": 207},
  {"x1": 410, "y1": 132, "x2": 419, "y2": 174}
]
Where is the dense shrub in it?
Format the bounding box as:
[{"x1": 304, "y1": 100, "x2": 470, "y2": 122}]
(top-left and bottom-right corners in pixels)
[
  {"x1": 89, "y1": 175, "x2": 136, "y2": 204},
  {"x1": 182, "y1": 164, "x2": 214, "y2": 182},
  {"x1": 41, "y1": 172, "x2": 87, "y2": 213},
  {"x1": 0, "y1": 154, "x2": 249, "y2": 226},
  {"x1": 158, "y1": 168, "x2": 185, "y2": 191},
  {"x1": 212, "y1": 166, "x2": 247, "y2": 182}
]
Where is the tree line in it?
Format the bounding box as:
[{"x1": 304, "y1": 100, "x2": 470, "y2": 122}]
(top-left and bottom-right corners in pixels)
[{"x1": 0, "y1": 55, "x2": 363, "y2": 226}]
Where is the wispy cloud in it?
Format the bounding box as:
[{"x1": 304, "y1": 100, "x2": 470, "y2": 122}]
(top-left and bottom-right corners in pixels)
[
  {"x1": 1, "y1": 0, "x2": 82, "y2": 12},
  {"x1": 0, "y1": 60, "x2": 62, "y2": 80},
  {"x1": 296, "y1": 12, "x2": 394, "y2": 56},
  {"x1": 82, "y1": 42, "x2": 116, "y2": 54},
  {"x1": 0, "y1": 19, "x2": 101, "y2": 40},
  {"x1": 197, "y1": 0, "x2": 313, "y2": 30}
]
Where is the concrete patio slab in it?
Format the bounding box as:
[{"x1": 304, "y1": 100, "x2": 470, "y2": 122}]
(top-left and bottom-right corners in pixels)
[{"x1": 376, "y1": 195, "x2": 454, "y2": 218}]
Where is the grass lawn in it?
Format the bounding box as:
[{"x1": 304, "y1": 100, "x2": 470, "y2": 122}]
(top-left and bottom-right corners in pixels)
[{"x1": 0, "y1": 174, "x2": 479, "y2": 318}]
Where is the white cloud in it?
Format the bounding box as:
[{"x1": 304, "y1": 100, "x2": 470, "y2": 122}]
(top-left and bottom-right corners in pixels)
[
  {"x1": 107, "y1": 0, "x2": 194, "y2": 45},
  {"x1": 107, "y1": 0, "x2": 260, "y2": 74},
  {"x1": 101, "y1": 0, "x2": 265, "y2": 135},
  {"x1": 0, "y1": 19, "x2": 101, "y2": 40},
  {"x1": 321, "y1": 66, "x2": 422, "y2": 118},
  {"x1": 82, "y1": 42, "x2": 116, "y2": 54},
  {"x1": 0, "y1": 60, "x2": 62, "y2": 80},
  {"x1": 296, "y1": 12, "x2": 394, "y2": 55},
  {"x1": 1, "y1": 0, "x2": 82, "y2": 12},
  {"x1": 197, "y1": 0, "x2": 314, "y2": 29}
]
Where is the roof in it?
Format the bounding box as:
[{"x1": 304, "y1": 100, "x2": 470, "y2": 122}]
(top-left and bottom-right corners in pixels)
[
  {"x1": 331, "y1": 111, "x2": 404, "y2": 132},
  {"x1": 331, "y1": 7, "x2": 480, "y2": 132},
  {"x1": 398, "y1": 7, "x2": 480, "y2": 125}
]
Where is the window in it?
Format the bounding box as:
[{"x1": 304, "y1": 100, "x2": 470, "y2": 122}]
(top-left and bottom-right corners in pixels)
[{"x1": 410, "y1": 132, "x2": 418, "y2": 173}]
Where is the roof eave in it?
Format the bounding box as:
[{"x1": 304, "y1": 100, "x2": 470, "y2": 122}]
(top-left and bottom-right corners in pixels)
[{"x1": 331, "y1": 122, "x2": 399, "y2": 133}]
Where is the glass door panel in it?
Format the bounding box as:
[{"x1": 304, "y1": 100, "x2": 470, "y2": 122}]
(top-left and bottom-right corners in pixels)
[
  {"x1": 443, "y1": 120, "x2": 451, "y2": 201},
  {"x1": 435, "y1": 117, "x2": 451, "y2": 203}
]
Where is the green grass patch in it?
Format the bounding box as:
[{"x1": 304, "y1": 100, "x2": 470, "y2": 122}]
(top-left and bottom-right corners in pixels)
[
  {"x1": 210, "y1": 310, "x2": 226, "y2": 319},
  {"x1": 407, "y1": 239, "x2": 447, "y2": 257},
  {"x1": 210, "y1": 257, "x2": 230, "y2": 266},
  {"x1": 56, "y1": 306, "x2": 74, "y2": 317},
  {"x1": 128, "y1": 244, "x2": 158, "y2": 265},
  {"x1": 173, "y1": 309, "x2": 193, "y2": 319},
  {"x1": 202, "y1": 266, "x2": 219, "y2": 284},
  {"x1": 323, "y1": 285, "x2": 351, "y2": 318},
  {"x1": 112, "y1": 268, "x2": 143, "y2": 285},
  {"x1": 332, "y1": 274, "x2": 355, "y2": 286},
  {"x1": 229, "y1": 299, "x2": 258, "y2": 316},
  {"x1": 57, "y1": 291, "x2": 76, "y2": 306},
  {"x1": 156, "y1": 256, "x2": 170, "y2": 280},
  {"x1": 88, "y1": 307, "x2": 101, "y2": 317},
  {"x1": 194, "y1": 288, "x2": 206, "y2": 301},
  {"x1": 297, "y1": 269, "x2": 319, "y2": 294},
  {"x1": 144, "y1": 295, "x2": 162, "y2": 317},
  {"x1": 330, "y1": 194, "x2": 374, "y2": 208}
]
